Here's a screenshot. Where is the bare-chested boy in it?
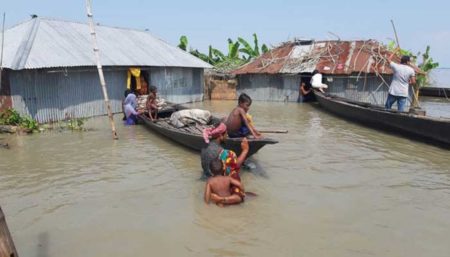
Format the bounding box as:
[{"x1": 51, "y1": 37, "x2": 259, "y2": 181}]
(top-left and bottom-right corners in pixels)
[
  {"x1": 225, "y1": 93, "x2": 261, "y2": 139},
  {"x1": 146, "y1": 85, "x2": 158, "y2": 121},
  {"x1": 204, "y1": 159, "x2": 245, "y2": 206}
]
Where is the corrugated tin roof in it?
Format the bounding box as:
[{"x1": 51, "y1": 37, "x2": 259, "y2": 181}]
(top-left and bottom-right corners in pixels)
[
  {"x1": 233, "y1": 40, "x2": 421, "y2": 75},
  {"x1": 1, "y1": 17, "x2": 212, "y2": 70}
]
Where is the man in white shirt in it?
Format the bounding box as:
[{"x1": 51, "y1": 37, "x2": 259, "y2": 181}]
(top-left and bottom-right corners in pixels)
[
  {"x1": 385, "y1": 55, "x2": 416, "y2": 112},
  {"x1": 310, "y1": 70, "x2": 328, "y2": 93}
]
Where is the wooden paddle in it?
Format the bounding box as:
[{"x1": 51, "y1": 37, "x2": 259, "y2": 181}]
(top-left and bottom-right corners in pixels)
[
  {"x1": 245, "y1": 191, "x2": 258, "y2": 197},
  {"x1": 258, "y1": 129, "x2": 288, "y2": 134}
]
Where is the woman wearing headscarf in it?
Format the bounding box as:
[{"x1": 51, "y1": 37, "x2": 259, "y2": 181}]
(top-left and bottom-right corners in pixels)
[
  {"x1": 200, "y1": 122, "x2": 249, "y2": 200},
  {"x1": 201, "y1": 123, "x2": 249, "y2": 177},
  {"x1": 123, "y1": 91, "x2": 143, "y2": 125}
]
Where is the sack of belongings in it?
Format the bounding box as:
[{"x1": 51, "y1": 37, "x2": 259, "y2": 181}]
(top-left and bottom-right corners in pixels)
[{"x1": 169, "y1": 109, "x2": 211, "y2": 128}]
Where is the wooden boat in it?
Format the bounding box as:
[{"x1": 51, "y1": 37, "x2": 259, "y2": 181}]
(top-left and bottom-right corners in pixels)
[
  {"x1": 138, "y1": 104, "x2": 278, "y2": 157},
  {"x1": 419, "y1": 87, "x2": 450, "y2": 98},
  {"x1": 314, "y1": 91, "x2": 450, "y2": 148},
  {"x1": 1, "y1": 206, "x2": 18, "y2": 257}
]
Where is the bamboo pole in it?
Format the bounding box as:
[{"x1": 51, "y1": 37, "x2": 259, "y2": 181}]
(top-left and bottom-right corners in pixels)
[
  {"x1": 390, "y1": 20, "x2": 401, "y2": 49},
  {"x1": 390, "y1": 19, "x2": 421, "y2": 109},
  {"x1": 85, "y1": 0, "x2": 118, "y2": 139},
  {"x1": 0, "y1": 13, "x2": 5, "y2": 92},
  {"x1": 259, "y1": 129, "x2": 288, "y2": 134}
]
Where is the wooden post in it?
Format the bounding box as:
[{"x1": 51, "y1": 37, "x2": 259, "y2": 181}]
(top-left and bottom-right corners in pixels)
[
  {"x1": 85, "y1": 0, "x2": 118, "y2": 140},
  {"x1": 0, "y1": 206, "x2": 18, "y2": 257},
  {"x1": 390, "y1": 19, "x2": 401, "y2": 49},
  {"x1": 0, "y1": 13, "x2": 6, "y2": 92}
]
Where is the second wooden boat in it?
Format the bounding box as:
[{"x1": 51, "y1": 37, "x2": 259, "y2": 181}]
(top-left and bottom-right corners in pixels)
[
  {"x1": 314, "y1": 91, "x2": 450, "y2": 148},
  {"x1": 138, "y1": 104, "x2": 278, "y2": 157}
]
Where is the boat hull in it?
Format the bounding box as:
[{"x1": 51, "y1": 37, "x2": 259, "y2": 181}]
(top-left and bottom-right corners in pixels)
[
  {"x1": 314, "y1": 91, "x2": 450, "y2": 148},
  {"x1": 419, "y1": 87, "x2": 450, "y2": 98},
  {"x1": 138, "y1": 110, "x2": 278, "y2": 157}
]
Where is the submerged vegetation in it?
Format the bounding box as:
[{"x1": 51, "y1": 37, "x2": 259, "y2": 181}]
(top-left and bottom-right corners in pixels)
[
  {"x1": 0, "y1": 108, "x2": 39, "y2": 132},
  {"x1": 178, "y1": 34, "x2": 270, "y2": 72},
  {"x1": 38, "y1": 117, "x2": 88, "y2": 132},
  {"x1": 0, "y1": 108, "x2": 88, "y2": 133}
]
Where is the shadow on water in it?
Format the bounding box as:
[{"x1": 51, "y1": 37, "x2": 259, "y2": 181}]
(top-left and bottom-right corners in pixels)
[{"x1": 37, "y1": 232, "x2": 49, "y2": 257}]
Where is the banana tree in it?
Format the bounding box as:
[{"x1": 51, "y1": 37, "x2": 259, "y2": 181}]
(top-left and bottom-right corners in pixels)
[
  {"x1": 227, "y1": 38, "x2": 240, "y2": 59},
  {"x1": 178, "y1": 35, "x2": 188, "y2": 51},
  {"x1": 417, "y1": 45, "x2": 439, "y2": 87},
  {"x1": 177, "y1": 34, "x2": 270, "y2": 71},
  {"x1": 238, "y1": 33, "x2": 269, "y2": 60}
]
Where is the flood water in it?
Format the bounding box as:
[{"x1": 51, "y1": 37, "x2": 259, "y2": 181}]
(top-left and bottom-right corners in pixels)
[{"x1": 1, "y1": 100, "x2": 450, "y2": 257}]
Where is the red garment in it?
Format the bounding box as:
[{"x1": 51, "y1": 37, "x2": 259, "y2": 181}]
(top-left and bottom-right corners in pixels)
[
  {"x1": 219, "y1": 149, "x2": 245, "y2": 199},
  {"x1": 203, "y1": 123, "x2": 227, "y2": 143}
]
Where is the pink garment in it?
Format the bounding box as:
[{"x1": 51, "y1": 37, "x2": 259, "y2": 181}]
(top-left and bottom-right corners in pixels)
[{"x1": 203, "y1": 123, "x2": 227, "y2": 143}]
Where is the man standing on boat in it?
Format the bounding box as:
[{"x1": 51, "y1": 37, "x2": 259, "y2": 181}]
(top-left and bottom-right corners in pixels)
[{"x1": 385, "y1": 55, "x2": 416, "y2": 112}]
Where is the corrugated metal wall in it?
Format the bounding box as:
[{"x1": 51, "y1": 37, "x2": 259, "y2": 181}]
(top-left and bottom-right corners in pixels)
[
  {"x1": 10, "y1": 68, "x2": 126, "y2": 123},
  {"x1": 237, "y1": 73, "x2": 413, "y2": 108},
  {"x1": 325, "y1": 74, "x2": 412, "y2": 107},
  {"x1": 10, "y1": 66, "x2": 204, "y2": 123},
  {"x1": 237, "y1": 74, "x2": 300, "y2": 102},
  {"x1": 149, "y1": 67, "x2": 203, "y2": 103}
]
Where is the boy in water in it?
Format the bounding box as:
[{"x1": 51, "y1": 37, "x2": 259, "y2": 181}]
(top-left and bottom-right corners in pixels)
[
  {"x1": 226, "y1": 93, "x2": 262, "y2": 138},
  {"x1": 146, "y1": 85, "x2": 158, "y2": 121},
  {"x1": 204, "y1": 158, "x2": 245, "y2": 206}
]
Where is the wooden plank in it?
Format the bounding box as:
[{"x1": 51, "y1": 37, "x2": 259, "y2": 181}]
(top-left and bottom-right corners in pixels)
[{"x1": 0, "y1": 206, "x2": 18, "y2": 257}]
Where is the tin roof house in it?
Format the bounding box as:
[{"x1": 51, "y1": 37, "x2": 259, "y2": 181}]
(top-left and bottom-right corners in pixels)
[
  {"x1": 0, "y1": 17, "x2": 211, "y2": 123},
  {"x1": 232, "y1": 39, "x2": 418, "y2": 104}
]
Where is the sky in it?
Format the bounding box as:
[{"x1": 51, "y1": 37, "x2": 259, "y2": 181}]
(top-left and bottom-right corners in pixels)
[{"x1": 1, "y1": 0, "x2": 449, "y2": 67}]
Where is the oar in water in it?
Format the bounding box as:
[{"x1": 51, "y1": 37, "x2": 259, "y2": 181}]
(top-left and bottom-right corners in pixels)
[
  {"x1": 259, "y1": 129, "x2": 288, "y2": 134},
  {"x1": 245, "y1": 191, "x2": 258, "y2": 197}
]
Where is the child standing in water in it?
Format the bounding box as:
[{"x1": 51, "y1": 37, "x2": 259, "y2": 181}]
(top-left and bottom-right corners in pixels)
[
  {"x1": 204, "y1": 159, "x2": 245, "y2": 206},
  {"x1": 226, "y1": 93, "x2": 262, "y2": 138}
]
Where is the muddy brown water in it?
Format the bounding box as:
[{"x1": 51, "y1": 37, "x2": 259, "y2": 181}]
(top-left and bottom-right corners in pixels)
[{"x1": 1, "y1": 100, "x2": 450, "y2": 257}]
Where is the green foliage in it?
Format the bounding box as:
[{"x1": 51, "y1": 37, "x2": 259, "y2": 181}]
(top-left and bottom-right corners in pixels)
[
  {"x1": 66, "y1": 118, "x2": 87, "y2": 131},
  {"x1": 238, "y1": 33, "x2": 267, "y2": 61},
  {"x1": 387, "y1": 41, "x2": 414, "y2": 58},
  {"x1": 189, "y1": 49, "x2": 210, "y2": 63},
  {"x1": 20, "y1": 116, "x2": 39, "y2": 131},
  {"x1": 253, "y1": 33, "x2": 260, "y2": 57},
  {"x1": 178, "y1": 35, "x2": 188, "y2": 51},
  {"x1": 227, "y1": 38, "x2": 240, "y2": 59},
  {"x1": 417, "y1": 45, "x2": 439, "y2": 87},
  {"x1": 0, "y1": 108, "x2": 21, "y2": 125},
  {"x1": 177, "y1": 34, "x2": 271, "y2": 71},
  {"x1": 387, "y1": 41, "x2": 439, "y2": 88},
  {"x1": 261, "y1": 44, "x2": 269, "y2": 54},
  {"x1": 0, "y1": 108, "x2": 39, "y2": 131}
]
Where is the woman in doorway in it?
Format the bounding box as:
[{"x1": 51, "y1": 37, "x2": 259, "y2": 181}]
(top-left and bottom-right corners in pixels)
[{"x1": 298, "y1": 76, "x2": 315, "y2": 102}]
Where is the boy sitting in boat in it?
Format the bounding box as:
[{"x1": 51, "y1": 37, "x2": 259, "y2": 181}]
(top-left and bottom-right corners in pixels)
[
  {"x1": 146, "y1": 85, "x2": 158, "y2": 121},
  {"x1": 226, "y1": 93, "x2": 262, "y2": 139},
  {"x1": 204, "y1": 158, "x2": 245, "y2": 206}
]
